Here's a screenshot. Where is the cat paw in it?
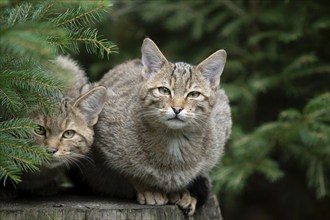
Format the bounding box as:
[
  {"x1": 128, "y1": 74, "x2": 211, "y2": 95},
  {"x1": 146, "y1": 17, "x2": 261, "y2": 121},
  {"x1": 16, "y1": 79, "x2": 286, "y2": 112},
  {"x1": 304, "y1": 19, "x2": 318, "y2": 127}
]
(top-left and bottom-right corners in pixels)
[
  {"x1": 169, "y1": 191, "x2": 197, "y2": 216},
  {"x1": 137, "y1": 191, "x2": 168, "y2": 205}
]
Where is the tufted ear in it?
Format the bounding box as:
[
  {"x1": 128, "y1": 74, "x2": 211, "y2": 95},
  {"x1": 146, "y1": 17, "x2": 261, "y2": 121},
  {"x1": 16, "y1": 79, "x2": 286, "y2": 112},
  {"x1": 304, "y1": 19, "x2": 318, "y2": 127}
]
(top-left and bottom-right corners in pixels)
[
  {"x1": 73, "y1": 86, "x2": 107, "y2": 126},
  {"x1": 141, "y1": 38, "x2": 168, "y2": 79},
  {"x1": 197, "y1": 49, "x2": 227, "y2": 89}
]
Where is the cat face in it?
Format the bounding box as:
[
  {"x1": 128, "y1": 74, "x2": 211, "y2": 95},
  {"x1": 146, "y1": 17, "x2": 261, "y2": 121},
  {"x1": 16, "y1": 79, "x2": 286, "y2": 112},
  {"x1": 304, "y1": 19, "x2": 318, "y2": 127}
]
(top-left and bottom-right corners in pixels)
[
  {"x1": 141, "y1": 62, "x2": 213, "y2": 129},
  {"x1": 140, "y1": 38, "x2": 226, "y2": 130},
  {"x1": 33, "y1": 86, "x2": 107, "y2": 168}
]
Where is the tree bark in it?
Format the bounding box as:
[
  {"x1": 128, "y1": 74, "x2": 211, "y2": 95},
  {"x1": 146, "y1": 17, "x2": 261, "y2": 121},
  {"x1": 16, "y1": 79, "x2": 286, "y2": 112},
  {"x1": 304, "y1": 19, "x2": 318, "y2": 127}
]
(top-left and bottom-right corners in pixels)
[{"x1": 0, "y1": 194, "x2": 222, "y2": 220}]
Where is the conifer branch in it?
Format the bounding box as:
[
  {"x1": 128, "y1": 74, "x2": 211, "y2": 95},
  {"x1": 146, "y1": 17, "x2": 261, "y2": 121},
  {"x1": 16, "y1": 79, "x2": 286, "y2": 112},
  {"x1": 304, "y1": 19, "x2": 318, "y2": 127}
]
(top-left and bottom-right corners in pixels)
[
  {"x1": 0, "y1": 152, "x2": 38, "y2": 172},
  {"x1": 36, "y1": 2, "x2": 54, "y2": 21},
  {"x1": 0, "y1": 87, "x2": 18, "y2": 118},
  {"x1": 75, "y1": 37, "x2": 116, "y2": 58},
  {"x1": 55, "y1": 7, "x2": 103, "y2": 27},
  {"x1": 11, "y1": 4, "x2": 21, "y2": 25},
  {"x1": 0, "y1": 0, "x2": 115, "y2": 186},
  {"x1": 0, "y1": 119, "x2": 35, "y2": 138},
  {"x1": 0, "y1": 137, "x2": 50, "y2": 161},
  {"x1": 8, "y1": 75, "x2": 61, "y2": 93},
  {"x1": 63, "y1": 28, "x2": 117, "y2": 58},
  {"x1": 23, "y1": 4, "x2": 32, "y2": 21},
  {"x1": 0, "y1": 162, "x2": 21, "y2": 185}
]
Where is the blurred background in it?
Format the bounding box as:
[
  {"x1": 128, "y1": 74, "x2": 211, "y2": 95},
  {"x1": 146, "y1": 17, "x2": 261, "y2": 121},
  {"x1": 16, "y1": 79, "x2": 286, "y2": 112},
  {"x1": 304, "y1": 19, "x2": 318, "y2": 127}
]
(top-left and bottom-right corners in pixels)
[{"x1": 75, "y1": 1, "x2": 330, "y2": 220}]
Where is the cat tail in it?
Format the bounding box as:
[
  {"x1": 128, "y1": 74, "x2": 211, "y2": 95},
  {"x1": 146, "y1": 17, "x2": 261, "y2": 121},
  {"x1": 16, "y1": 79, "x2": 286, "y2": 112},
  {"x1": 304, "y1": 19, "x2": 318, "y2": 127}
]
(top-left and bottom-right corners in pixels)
[
  {"x1": 53, "y1": 55, "x2": 90, "y2": 98},
  {"x1": 187, "y1": 173, "x2": 212, "y2": 208}
]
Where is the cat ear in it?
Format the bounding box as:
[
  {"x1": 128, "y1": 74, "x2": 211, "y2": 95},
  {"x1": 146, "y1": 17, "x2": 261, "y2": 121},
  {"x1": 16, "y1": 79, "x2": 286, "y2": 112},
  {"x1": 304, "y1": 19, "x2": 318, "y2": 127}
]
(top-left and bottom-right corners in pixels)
[
  {"x1": 141, "y1": 38, "x2": 168, "y2": 79},
  {"x1": 73, "y1": 86, "x2": 107, "y2": 126},
  {"x1": 197, "y1": 49, "x2": 227, "y2": 89}
]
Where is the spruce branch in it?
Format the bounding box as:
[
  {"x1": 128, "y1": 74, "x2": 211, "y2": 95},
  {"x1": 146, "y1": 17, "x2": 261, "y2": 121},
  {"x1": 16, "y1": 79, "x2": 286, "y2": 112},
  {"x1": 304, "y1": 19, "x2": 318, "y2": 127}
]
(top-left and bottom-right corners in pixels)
[
  {"x1": 0, "y1": 86, "x2": 19, "y2": 118},
  {"x1": 0, "y1": 0, "x2": 115, "y2": 186},
  {"x1": 0, "y1": 118, "x2": 36, "y2": 139},
  {"x1": 50, "y1": 27, "x2": 117, "y2": 57},
  {"x1": 1, "y1": 0, "x2": 115, "y2": 59},
  {"x1": 0, "y1": 160, "x2": 22, "y2": 186},
  {"x1": 70, "y1": 28, "x2": 117, "y2": 58},
  {"x1": 2, "y1": 70, "x2": 62, "y2": 97},
  {"x1": 308, "y1": 160, "x2": 328, "y2": 198},
  {"x1": 0, "y1": 23, "x2": 59, "y2": 58},
  {"x1": 33, "y1": 1, "x2": 54, "y2": 21},
  {"x1": 50, "y1": 0, "x2": 111, "y2": 29},
  {"x1": 0, "y1": 151, "x2": 39, "y2": 173},
  {"x1": 0, "y1": 135, "x2": 50, "y2": 163},
  {"x1": 53, "y1": 6, "x2": 106, "y2": 28},
  {"x1": 0, "y1": 132, "x2": 51, "y2": 186},
  {"x1": 0, "y1": 68, "x2": 62, "y2": 117}
]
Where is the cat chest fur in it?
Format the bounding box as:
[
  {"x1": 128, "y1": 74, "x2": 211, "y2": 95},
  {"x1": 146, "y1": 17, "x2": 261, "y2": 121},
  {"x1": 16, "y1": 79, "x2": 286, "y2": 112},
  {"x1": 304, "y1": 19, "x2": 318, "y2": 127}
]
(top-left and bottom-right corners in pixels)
[
  {"x1": 143, "y1": 130, "x2": 204, "y2": 165},
  {"x1": 167, "y1": 135, "x2": 184, "y2": 160},
  {"x1": 166, "y1": 134, "x2": 192, "y2": 161},
  {"x1": 134, "y1": 132, "x2": 210, "y2": 192}
]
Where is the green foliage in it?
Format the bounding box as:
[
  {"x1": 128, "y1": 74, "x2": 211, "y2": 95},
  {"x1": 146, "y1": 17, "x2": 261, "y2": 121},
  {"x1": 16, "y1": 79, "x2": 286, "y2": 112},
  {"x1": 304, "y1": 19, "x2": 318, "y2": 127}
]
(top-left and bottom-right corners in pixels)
[
  {"x1": 0, "y1": 119, "x2": 50, "y2": 185},
  {"x1": 213, "y1": 92, "x2": 330, "y2": 198},
  {"x1": 0, "y1": 0, "x2": 117, "y2": 59},
  {"x1": 0, "y1": 0, "x2": 115, "y2": 186},
  {"x1": 0, "y1": 58, "x2": 62, "y2": 118}
]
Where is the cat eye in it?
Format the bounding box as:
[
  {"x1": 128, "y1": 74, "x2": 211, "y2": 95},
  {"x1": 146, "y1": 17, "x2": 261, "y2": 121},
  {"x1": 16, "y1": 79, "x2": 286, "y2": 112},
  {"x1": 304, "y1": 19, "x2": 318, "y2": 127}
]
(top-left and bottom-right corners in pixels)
[
  {"x1": 34, "y1": 125, "x2": 46, "y2": 135},
  {"x1": 63, "y1": 130, "x2": 75, "y2": 139},
  {"x1": 187, "y1": 91, "x2": 201, "y2": 98},
  {"x1": 158, "y1": 87, "x2": 171, "y2": 95}
]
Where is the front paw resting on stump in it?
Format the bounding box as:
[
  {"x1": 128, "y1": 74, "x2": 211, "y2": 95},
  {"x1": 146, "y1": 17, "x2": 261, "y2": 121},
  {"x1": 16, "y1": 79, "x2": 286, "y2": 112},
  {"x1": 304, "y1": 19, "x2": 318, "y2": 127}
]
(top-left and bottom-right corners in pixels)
[
  {"x1": 137, "y1": 191, "x2": 168, "y2": 205},
  {"x1": 169, "y1": 190, "x2": 197, "y2": 216}
]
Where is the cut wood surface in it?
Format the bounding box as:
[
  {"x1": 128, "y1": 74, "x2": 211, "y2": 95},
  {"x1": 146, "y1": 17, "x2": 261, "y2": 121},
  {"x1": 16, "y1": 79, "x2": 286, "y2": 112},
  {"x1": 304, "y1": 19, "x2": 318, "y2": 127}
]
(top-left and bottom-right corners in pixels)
[{"x1": 0, "y1": 194, "x2": 222, "y2": 220}]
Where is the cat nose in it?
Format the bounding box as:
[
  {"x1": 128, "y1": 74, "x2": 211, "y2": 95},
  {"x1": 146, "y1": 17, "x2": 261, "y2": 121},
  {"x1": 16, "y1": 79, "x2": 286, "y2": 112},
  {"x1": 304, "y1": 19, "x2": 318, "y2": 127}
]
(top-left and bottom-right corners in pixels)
[
  {"x1": 172, "y1": 106, "x2": 183, "y2": 114},
  {"x1": 48, "y1": 147, "x2": 58, "y2": 154}
]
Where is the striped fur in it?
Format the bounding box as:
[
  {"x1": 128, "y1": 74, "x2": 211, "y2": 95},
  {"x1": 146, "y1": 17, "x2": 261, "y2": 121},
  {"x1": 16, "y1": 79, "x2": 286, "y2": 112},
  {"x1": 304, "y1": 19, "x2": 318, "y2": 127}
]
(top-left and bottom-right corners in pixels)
[
  {"x1": 18, "y1": 57, "x2": 107, "y2": 194},
  {"x1": 82, "y1": 38, "x2": 232, "y2": 215}
]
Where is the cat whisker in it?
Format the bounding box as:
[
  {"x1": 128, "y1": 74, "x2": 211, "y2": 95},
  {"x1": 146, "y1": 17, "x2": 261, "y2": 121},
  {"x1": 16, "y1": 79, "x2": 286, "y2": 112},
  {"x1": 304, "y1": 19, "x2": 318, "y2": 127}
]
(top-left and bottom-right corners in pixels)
[
  {"x1": 191, "y1": 116, "x2": 208, "y2": 126},
  {"x1": 67, "y1": 153, "x2": 95, "y2": 174},
  {"x1": 138, "y1": 110, "x2": 159, "y2": 119},
  {"x1": 71, "y1": 153, "x2": 95, "y2": 166},
  {"x1": 68, "y1": 152, "x2": 91, "y2": 163},
  {"x1": 139, "y1": 111, "x2": 165, "y2": 124},
  {"x1": 67, "y1": 157, "x2": 84, "y2": 173},
  {"x1": 62, "y1": 154, "x2": 87, "y2": 173},
  {"x1": 190, "y1": 117, "x2": 209, "y2": 132},
  {"x1": 192, "y1": 120, "x2": 208, "y2": 131},
  {"x1": 61, "y1": 157, "x2": 72, "y2": 170}
]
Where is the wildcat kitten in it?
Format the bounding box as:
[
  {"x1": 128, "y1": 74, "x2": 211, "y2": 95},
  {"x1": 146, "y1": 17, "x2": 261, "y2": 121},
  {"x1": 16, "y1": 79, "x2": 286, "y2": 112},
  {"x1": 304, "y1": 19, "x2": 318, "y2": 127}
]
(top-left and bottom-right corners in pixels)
[
  {"x1": 82, "y1": 38, "x2": 231, "y2": 215},
  {"x1": 17, "y1": 56, "x2": 107, "y2": 194}
]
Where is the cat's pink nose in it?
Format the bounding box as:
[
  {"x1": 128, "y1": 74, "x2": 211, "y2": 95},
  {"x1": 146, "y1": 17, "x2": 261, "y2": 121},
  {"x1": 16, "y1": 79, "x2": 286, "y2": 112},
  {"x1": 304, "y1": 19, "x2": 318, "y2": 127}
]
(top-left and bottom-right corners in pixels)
[{"x1": 172, "y1": 106, "x2": 183, "y2": 114}]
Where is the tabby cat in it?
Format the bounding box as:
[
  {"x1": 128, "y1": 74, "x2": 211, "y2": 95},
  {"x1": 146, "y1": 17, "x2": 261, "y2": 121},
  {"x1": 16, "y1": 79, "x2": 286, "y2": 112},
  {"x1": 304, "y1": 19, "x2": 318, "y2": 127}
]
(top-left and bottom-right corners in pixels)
[
  {"x1": 80, "y1": 38, "x2": 232, "y2": 216},
  {"x1": 17, "y1": 56, "x2": 107, "y2": 195}
]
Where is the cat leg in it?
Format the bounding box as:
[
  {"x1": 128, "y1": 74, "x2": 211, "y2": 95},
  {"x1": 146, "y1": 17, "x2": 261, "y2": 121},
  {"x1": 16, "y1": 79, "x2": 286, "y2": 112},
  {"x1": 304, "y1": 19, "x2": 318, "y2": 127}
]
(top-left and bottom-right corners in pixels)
[
  {"x1": 187, "y1": 174, "x2": 211, "y2": 207},
  {"x1": 137, "y1": 191, "x2": 168, "y2": 205},
  {"x1": 168, "y1": 190, "x2": 197, "y2": 216},
  {"x1": 132, "y1": 180, "x2": 168, "y2": 205}
]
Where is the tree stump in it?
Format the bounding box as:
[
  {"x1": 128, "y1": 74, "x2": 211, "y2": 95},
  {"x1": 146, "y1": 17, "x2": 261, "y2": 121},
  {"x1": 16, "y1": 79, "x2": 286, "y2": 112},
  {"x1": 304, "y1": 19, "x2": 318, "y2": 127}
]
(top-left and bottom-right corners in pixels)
[{"x1": 0, "y1": 194, "x2": 222, "y2": 220}]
